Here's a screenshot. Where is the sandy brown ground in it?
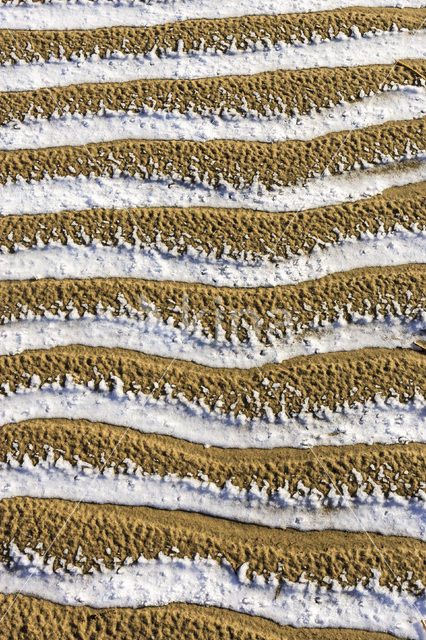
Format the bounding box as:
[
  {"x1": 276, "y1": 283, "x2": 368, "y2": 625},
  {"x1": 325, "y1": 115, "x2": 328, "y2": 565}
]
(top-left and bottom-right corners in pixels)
[
  {"x1": 1, "y1": 9, "x2": 423, "y2": 64},
  {"x1": 0, "y1": 264, "x2": 423, "y2": 343},
  {"x1": 0, "y1": 598, "x2": 404, "y2": 640},
  {"x1": 2, "y1": 61, "x2": 425, "y2": 125},
  {"x1": 0, "y1": 119, "x2": 424, "y2": 188},
  {"x1": 2, "y1": 418, "x2": 424, "y2": 498},
  {"x1": 0, "y1": 346, "x2": 423, "y2": 418},
  {"x1": 1, "y1": 497, "x2": 425, "y2": 592},
  {"x1": 1, "y1": 183, "x2": 424, "y2": 260}
]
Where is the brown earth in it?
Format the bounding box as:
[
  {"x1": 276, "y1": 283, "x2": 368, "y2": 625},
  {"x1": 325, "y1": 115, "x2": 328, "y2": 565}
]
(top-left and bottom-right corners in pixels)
[
  {"x1": 1, "y1": 497, "x2": 425, "y2": 592},
  {"x1": 0, "y1": 598, "x2": 405, "y2": 640},
  {"x1": 0, "y1": 264, "x2": 423, "y2": 343},
  {"x1": 1, "y1": 8, "x2": 424, "y2": 64},
  {"x1": 2, "y1": 61, "x2": 425, "y2": 125},
  {"x1": 0, "y1": 346, "x2": 423, "y2": 418},
  {"x1": 2, "y1": 418, "x2": 424, "y2": 497},
  {"x1": 1, "y1": 182, "x2": 424, "y2": 260},
  {"x1": 0, "y1": 119, "x2": 424, "y2": 188}
]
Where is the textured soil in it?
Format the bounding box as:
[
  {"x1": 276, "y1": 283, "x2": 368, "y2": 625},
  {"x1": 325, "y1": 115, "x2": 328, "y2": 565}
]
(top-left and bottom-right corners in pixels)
[
  {"x1": 1, "y1": 182, "x2": 424, "y2": 260},
  {"x1": 0, "y1": 264, "x2": 423, "y2": 343},
  {"x1": 0, "y1": 345, "x2": 423, "y2": 418},
  {"x1": 0, "y1": 8, "x2": 424, "y2": 64},
  {"x1": 2, "y1": 418, "x2": 424, "y2": 498},
  {"x1": 1, "y1": 61, "x2": 425, "y2": 125},
  {"x1": 0, "y1": 118, "x2": 424, "y2": 188},
  {"x1": 1, "y1": 497, "x2": 424, "y2": 592},
  {"x1": 0, "y1": 597, "x2": 404, "y2": 640}
]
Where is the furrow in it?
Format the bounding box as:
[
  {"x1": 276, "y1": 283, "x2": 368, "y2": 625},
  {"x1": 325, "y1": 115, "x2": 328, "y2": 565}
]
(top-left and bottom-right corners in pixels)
[
  {"x1": 0, "y1": 498, "x2": 424, "y2": 636},
  {"x1": 3, "y1": 10, "x2": 422, "y2": 65},
  {"x1": 1, "y1": 419, "x2": 424, "y2": 537},
  {"x1": 0, "y1": 265, "x2": 424, "y2": 365},
  {"x1": 0, "y1": 183, "x2": 424, "y2": 286},
  {"x1": 0, "y1": 345, "x2": 423, "y2": 448},
  {"x1": 1, "y1": 11, "x2": 425, "y2": 90},
  {"x1": 2, "y1": 62, "x2": 425, "y2": 149},
  {"x1": 0, "y1": 597, "x2": 405, "y2": 640},
  {"x1": 0, "y1": 119, "x2": 424, "y2": 216}
]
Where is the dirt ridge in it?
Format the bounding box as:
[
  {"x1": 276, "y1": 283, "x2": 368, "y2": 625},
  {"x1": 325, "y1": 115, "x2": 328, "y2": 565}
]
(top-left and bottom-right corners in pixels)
[
  {"x1": 1, "y1": 183, "x2": 424, "y2": 260},
  {"x1": 2, "y1": 418, "x2": 424, "y2": 497},
  {"x1": 0, "y1": 118, "x2": 424, "y2": 188},
  {"x1": 1, "y1": 8, "x2": 424, "y2": 64},
  {"x1": 0, "y1": 596, "x2": 406, "y2": 640},
  {"x1": 0, "y1": 264, "x2": 423, "y2": 343},
  {"x1": 1, "y1": 497, "x2": 424, "y2": 591},
  {"x1": 0, "y1": 345, "x2": 423, "y2": 418},
  {"x1": 2, "y1": 61, "x2": 425, "y2": 125}
]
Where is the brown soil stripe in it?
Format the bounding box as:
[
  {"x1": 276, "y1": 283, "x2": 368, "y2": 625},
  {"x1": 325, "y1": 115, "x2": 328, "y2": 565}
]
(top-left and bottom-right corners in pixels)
[
  {"x1": 0, "y1": 598, "x2": 403, "y2": 640},
  {"x1": 1, "y1": 497, "x2": 424, "y2": 591},
  {"x1": 2, "y1": 61, "x2": 425, "y2": 125},
  {"x1": 0, "y1": 265, "x2": 423, "y2": 343},
  {"x1": 1, "y1": 182, "x2": 424, "y2": 259},
  {"x1": 0, "y1": 346, "x2": 423, "y2": 418},
  {"x1": 2, "y1": 418, "x2": 424, "y2": 498},
  {"x1": 1, "y1": 9, "x2": 423, "y2": 65},
  {"x1": 0, "y1": 119, "x2": 424, "y2": 187}
]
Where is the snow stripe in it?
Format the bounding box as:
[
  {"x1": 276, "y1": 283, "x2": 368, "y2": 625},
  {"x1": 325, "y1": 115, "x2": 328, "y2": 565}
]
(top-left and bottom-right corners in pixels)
[
  {"x1": 1, "y1": 0, "x2": 425, "y2": 30},
  {"x1": 2, "y1": 227, "x2": 423, "y2": 287},
  {"x1": 2, "y1": 30, "x2": 425, "y2": 92},
  {"x1": 1, "y1": 160, "x2": 424, "y2": 217},
  {"x1": 1, "y1": 460, "x2": 424, "y2": 539},
  {"x1": 2, "y1": 86, "x2": 425, "y2": 150},
  {"x1": 1, "y1": 384, "x2": 424, "y2": 448},
  {"x1": 0, "y1": 315, "x2": 423, "y2": 367},
  {"x1": 1, "y1": 545, "x2": 424, "y2": 639}
]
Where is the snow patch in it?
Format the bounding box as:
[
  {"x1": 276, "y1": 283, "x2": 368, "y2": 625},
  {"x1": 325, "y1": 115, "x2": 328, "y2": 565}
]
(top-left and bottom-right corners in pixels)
[
  {"x1": 0, "y1": 313, "x2": 423, "y2": 368},
  {"x1": 1, "y1": 228, "x2": 424, "y2": 287},
  {"x1": 1, "y1": 159, "x2": 425, "y2": 217},
  {"x1": 1, "y1": 0, "x2": 424, "y2": 30},
  {"x1": 1, "y1": 454, "x2": 424, "y2": 539}
]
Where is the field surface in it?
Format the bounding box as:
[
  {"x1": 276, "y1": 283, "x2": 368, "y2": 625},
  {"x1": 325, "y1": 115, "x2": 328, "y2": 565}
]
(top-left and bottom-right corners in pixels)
[{"x1": 0, "y1": 1, "x2": 424, "y2": 639}]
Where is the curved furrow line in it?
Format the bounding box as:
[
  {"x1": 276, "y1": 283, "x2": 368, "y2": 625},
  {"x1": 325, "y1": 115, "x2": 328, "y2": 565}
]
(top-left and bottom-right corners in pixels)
[
  {"x1": 2, "y1": 63, "x2": 425, "y2": 149},
  {"x1": 1, "y1": 183, "x2": 424, "y2": 286},
  {"x1": 0, "y1": 120, "x2": 424, "y2": 216},
  {"x1": 0, "y1": 498, "x2": 424, "y2": 637},
  {"x1": 1, "y1": 0, "x2": 425, "y2": 30},
  {"x1": 1, "y1": 10, "x2": 425, "y2": 90},
  {"x1": 0, "y1": 598, "x2": 407, "y2": 640},
  {"x1": 0, "y1": 345, "x2": 423, "y2": 448},
  {"x1": 1, "y1": 419, "x2": 424, "y2": 538},
  {"x1": 0, "y1": 266, "x2": 424, "y2": 365}
]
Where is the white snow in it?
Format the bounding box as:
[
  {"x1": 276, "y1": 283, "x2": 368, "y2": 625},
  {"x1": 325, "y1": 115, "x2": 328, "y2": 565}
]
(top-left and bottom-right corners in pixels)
[
  {"x1": 2, "y1": 227, "x2": 423, "y2": 287},
  {"x1": 0, "y1": 382, "x2": 424, "y2": 449},
  {"x1": 2, "y1": 87, "x2": 425, "y2": 150},
  {"x1": 2, "y1": 30, "x2": 425, "y2": 92},
  {"x1": 2, "y1": 159, "x2": 425, "y2": 217},
  {"x1": 1, "y1": 454, "x2": 424, "y2": 539},
  {"x1": 0, "y1": 313, "x2": 423, "y2": 368},
  {"x1": 1, "y1": 544, "x2": 424, "y2": 639},
  {"x1": 1, "y1": 0, "x2": 425, "y2": 30}
]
